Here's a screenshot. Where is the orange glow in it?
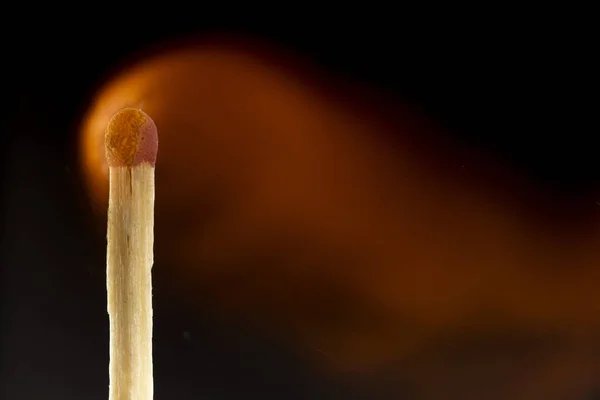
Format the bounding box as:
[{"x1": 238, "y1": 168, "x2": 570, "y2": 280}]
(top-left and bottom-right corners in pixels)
[{"x1": 80, "y1": 38, "x2": 600, "y2": 396}]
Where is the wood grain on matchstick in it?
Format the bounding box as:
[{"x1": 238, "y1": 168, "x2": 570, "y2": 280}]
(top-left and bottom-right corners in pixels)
[{"x1": 105, "y1": 108, "x2": 157, "y2": 400}]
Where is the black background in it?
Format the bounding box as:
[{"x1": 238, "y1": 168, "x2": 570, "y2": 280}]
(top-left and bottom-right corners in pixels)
[{"x1": 1, "y1": 14, "x2": 594, "y2": 399}]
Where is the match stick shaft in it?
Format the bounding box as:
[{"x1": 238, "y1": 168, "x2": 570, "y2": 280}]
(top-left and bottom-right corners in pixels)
[{"x1": 107, "y1": 164, "x2": 155, "y2": 400}]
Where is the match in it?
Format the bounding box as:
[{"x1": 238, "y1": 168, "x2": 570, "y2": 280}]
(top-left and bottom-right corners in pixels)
[{"x1": 105, "y1": 108, "x2": 158, "y2": 400}]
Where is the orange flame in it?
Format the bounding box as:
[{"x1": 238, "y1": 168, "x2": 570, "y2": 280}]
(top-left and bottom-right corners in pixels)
[{"x1": 79, "y1": 37, "x2": 600, "y2": 396}]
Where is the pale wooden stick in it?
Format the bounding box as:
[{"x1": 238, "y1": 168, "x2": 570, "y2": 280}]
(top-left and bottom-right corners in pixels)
[{"x1": 105, "y1": 108, "x2": 158, "y2": 400}]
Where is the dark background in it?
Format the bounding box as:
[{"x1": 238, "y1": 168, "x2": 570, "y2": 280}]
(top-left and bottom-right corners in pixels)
[{"x1": 1, "y1": 16, "x2": 594, "y2": 399}]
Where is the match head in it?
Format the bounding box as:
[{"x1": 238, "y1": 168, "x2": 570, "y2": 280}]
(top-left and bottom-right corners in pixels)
[{"x1": 105, "y1": 108, "x2": 158, "y2": 167}]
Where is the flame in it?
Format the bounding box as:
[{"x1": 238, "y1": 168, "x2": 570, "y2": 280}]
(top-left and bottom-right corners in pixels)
[
  {"x1": 79, "y1": 37, "x2": 600, "y2": 396},
  {"x1": 80, "y1": 61, "x2": 159, "y2": 203}
]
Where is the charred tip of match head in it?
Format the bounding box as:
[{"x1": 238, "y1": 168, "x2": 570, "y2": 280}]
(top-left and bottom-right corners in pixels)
[{"x1": 105, "y1": 108, "x2": 158, "y2": 167}]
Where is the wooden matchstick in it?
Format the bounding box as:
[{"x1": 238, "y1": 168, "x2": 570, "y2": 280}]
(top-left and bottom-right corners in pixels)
[{"x1": 105, "y1": 108, "x2": 158, "y2": 400}]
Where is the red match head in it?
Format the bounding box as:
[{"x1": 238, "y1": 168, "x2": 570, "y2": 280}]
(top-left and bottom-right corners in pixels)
[{"x1": 105, "y1": 108, "x2": 158, "y2": 167}]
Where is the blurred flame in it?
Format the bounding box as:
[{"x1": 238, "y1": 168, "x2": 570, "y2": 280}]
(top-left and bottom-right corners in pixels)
[
  {"x1": 81, "y1": 61, "x2": 161, "y2": 202},
  {"x1": 80, "y1": 37, "x2": 600, "y2": 396}
]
